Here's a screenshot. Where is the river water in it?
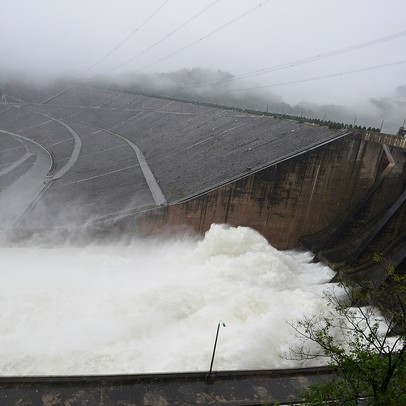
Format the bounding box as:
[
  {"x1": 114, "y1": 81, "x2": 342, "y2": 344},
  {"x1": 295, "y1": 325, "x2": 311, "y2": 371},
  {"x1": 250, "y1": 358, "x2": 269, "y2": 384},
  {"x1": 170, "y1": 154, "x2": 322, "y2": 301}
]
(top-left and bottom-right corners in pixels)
[{"x1": 0, "y1": 224, "x2": 335, "y2": 376}]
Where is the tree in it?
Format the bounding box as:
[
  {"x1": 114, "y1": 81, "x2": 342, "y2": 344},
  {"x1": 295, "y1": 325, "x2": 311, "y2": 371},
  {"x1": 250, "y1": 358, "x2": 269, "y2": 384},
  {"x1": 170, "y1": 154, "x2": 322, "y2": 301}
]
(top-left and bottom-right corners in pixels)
[{"x1": 289, "y1": 255, "x2": 406, "y2": 405}]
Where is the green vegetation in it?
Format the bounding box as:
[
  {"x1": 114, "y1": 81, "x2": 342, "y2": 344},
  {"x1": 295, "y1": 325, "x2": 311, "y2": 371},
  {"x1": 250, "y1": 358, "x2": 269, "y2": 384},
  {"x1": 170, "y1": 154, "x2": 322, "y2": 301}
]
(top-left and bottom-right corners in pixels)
[{"x1": 290, "y1": 255, "x2": 406, "y2": 405}]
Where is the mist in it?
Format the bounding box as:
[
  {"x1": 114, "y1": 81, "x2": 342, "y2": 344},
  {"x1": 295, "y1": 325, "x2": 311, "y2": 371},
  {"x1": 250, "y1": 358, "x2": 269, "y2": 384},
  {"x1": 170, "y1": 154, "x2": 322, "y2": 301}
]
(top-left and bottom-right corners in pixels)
[
  {"x1": 1, "y1": 0, "x2": 405, "y2": 115},
  {"x1": 99, "y1": 66, "x2": 405, "y2": 134},
  {"x1": 0, "y1": 224, "x2": 336, "y2": 375}
]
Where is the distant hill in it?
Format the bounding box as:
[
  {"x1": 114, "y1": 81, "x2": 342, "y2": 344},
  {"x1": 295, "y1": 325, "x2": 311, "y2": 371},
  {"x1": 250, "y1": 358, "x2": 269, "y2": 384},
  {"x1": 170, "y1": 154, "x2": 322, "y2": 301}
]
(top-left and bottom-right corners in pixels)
[
  {"x1": 97, "y1": 68, "x2": 293, "y2": 115},
  {"x1": 95, "y1": 69, "x2": 405, "y2": 135}
]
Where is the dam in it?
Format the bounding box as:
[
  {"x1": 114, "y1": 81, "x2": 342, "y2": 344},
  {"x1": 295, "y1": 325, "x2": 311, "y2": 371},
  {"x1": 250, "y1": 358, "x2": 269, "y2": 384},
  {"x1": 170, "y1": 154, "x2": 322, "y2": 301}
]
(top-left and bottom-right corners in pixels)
[
  {"x1": 1, "y1": 82, "x2": 405, "y2": 268},
  {"x1": 0, "y1": 82, "x2": 341, "y2": 233},
  {"x1": 0, "y1": 82, "x2": 405, "y2": 404}
]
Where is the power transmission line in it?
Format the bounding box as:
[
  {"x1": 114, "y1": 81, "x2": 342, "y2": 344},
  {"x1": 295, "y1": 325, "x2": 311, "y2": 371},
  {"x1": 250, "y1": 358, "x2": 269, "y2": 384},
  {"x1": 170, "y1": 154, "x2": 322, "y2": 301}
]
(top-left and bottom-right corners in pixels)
[
  {"x1": 196, "y1": 30, "x2": 406, "y2": 87},
  {"x1": 81, "y1": 0, "x2": 171, "y2": 76},
  {"x1": 97, "y1": 0, "x2": 221, "y2": 78},
  {"x1": 116, "y1": 0, "x2": 271, "y2": 78},
  {"x1": 227, "y1": 59, "x2": 406, "y2": 93}
]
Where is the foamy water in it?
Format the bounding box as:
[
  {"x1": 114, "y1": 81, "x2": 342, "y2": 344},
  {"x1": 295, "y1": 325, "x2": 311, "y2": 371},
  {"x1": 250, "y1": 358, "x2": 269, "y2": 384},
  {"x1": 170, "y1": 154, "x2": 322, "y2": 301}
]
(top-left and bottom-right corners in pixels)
[{"x1": 0, "y1": 224, "x2": 335, "y2": 376}]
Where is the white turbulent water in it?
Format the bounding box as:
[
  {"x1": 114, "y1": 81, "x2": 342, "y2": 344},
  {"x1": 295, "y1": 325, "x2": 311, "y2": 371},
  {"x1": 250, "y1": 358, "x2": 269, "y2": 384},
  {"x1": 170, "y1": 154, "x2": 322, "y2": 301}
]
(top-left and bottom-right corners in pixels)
[{"x1": 0, "y1": 224, "x2": 335, "y2": 376}]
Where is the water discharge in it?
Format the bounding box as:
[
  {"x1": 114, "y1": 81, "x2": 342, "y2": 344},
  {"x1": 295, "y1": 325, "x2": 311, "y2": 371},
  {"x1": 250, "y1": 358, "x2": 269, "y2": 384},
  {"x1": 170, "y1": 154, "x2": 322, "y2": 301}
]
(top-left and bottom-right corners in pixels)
[{"x1": 0, "y1": 224, "x2": 335, "y2": 376}]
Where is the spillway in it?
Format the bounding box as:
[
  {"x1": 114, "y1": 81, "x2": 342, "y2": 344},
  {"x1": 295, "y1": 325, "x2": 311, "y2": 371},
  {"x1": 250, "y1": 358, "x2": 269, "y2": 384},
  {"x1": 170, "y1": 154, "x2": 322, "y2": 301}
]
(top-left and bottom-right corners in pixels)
[{"x1": 0, "y1": 224, "x2": 334, "y2": 376}]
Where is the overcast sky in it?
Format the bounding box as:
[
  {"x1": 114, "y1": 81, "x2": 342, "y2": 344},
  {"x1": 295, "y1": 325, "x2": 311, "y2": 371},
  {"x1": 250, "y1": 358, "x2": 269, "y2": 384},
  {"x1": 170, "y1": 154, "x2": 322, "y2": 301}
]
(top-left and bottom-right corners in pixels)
[{"x1": 1, "y1": 0, "x2": 405, "y2": 105}]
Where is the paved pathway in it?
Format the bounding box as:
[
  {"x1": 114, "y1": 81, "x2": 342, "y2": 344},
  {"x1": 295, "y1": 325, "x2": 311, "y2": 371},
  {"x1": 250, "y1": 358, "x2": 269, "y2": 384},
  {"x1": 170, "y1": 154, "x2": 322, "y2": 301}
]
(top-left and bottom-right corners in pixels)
[{"x1": 0, "y1": 367, "x2": 333, "y2": 405}]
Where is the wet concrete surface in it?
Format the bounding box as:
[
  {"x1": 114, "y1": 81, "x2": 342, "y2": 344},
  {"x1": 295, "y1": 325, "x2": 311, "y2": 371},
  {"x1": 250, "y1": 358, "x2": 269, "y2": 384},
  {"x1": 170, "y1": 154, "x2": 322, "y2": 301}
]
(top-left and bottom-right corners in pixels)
[{"x1": 0, "y1": 83, "x2": 340, "y2": 232}]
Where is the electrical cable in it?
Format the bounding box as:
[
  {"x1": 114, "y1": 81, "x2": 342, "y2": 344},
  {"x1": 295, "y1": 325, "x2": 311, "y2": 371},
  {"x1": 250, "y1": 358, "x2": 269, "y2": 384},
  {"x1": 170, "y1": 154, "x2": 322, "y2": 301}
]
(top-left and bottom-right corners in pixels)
[
  {"x1": 81, "y1": 0, "x2": 171, "y2": 76},
  {"x1": 226, "y1": 59, "x2": 406, "y2": 93},
  {"x1": 196, "y1": 30, "x2": 406, "y2": 87},
  {"x1": 97, "y1": 0, "x2": 221, "y2": 78},
  {"x1": 116, "y1": 0, "x2": 271, "y2": 78}
]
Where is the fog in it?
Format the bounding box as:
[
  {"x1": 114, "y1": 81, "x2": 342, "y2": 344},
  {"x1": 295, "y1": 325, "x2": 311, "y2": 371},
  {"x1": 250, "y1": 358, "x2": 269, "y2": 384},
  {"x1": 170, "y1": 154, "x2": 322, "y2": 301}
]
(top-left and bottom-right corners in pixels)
[
  {"x1": 1, "y1": 0, "x2": 405, "y2": 111},
  {"x1": 98, "y1": 67, "x2": 405, "y2": 134}
]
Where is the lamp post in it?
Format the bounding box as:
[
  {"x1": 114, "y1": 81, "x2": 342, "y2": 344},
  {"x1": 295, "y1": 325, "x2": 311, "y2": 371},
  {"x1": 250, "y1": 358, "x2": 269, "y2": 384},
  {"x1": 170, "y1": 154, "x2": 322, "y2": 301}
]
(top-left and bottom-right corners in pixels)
[{"x1": 206, "y1": 320, "x2": 226, "y2": 382}]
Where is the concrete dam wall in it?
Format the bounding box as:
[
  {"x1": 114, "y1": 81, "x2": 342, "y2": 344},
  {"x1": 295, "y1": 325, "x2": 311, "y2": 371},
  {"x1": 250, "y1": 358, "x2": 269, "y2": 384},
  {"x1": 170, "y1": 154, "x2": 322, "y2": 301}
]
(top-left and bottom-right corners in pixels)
[
  {"x1": 134, "y1": 132, "x2": 406, "y2": 259},
  {"x1": 1, "y1": 83, "x2": 405, "y2": 268}
]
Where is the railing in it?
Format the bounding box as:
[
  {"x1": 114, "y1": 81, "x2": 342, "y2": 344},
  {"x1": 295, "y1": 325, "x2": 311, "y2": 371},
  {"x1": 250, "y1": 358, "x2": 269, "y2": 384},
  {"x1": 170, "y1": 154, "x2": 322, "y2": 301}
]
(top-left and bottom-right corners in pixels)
[{"x1": 362, "y1": 131, "x2": 406, "y2": 148}]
